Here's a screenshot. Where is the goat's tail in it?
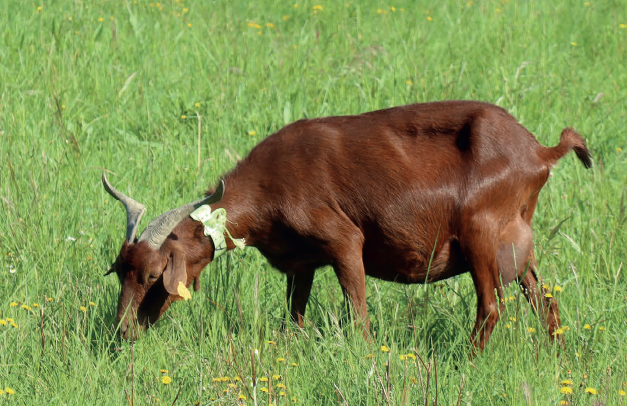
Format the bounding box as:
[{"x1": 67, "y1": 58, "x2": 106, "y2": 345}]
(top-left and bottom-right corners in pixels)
[{"x1": 541, "y1": 127, "x2": 592, "y2": 169}]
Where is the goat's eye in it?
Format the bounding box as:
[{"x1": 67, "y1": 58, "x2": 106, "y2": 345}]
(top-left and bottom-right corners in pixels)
[{"x1": 147, "y1": 273, "x2": 160, "y2": 283}]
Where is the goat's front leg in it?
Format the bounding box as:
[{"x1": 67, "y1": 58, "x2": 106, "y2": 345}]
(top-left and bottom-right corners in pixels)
[
  {"x1": 286, "y1": 270, "x2": 315, "y2": 328},
  {"x1": 331, "y1": 239, "x2": 371, "y2": 341}
]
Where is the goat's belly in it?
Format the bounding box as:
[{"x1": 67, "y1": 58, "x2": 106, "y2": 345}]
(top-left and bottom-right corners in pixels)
[{"x1": 363, "y1": 238, "x2": 468, "y2": 284}]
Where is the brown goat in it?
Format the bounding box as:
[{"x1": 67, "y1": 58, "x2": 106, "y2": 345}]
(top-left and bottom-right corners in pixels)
[{"x1": 103, "y1": 100, "x2": 591, "y2": 349}]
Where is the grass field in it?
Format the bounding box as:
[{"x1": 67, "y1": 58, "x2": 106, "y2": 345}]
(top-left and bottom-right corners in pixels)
[{"x1": 1, "y1": 0, "x2": 626, "y2": 404}]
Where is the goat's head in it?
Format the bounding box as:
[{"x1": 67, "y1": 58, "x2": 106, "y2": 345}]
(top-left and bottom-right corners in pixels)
[{"x1": 102, "y1": 173, "x2": 224, "y2": 340}]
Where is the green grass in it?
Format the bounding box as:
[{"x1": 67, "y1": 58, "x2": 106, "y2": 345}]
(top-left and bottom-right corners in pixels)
[{"x1": 1, "y1": 0, "x2": 626, "y2": 404}]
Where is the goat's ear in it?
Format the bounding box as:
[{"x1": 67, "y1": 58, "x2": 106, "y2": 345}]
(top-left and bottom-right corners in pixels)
[{"x1": 162, "y1": 248, "x2": 187, "y2": 296}]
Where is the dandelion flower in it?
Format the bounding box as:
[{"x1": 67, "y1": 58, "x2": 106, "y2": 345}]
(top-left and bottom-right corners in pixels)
[
  {"x1": 248, "y1": 130, "x2": 256, "y2": 136},
  {"x1": 380, "y1": 345, "x2": 390, "y2": 352},
  {"x1": 283, "y1": 15, "x2": 290, "y2": 21},
  {"x1": 276, "y1": 383, "x2": 286, "y2": 389},
  {"x1": 312, "y1": 5, "x2": 323, "y2": 10},
  {"x1": 584, "y1": 324, "x2": 591, "y2": 330},
  {"x1": 160, "y1": 369, "x2": 168, "y2": 374},
  {"x1": 265, "y1": 23, "x2": 275, "y2": 28},
  {"x1": 620, "y1": 24, "x2": 627, "y2": 29},
  {"x1": 584, "y1": 387, "x2": 597, "y2": 395},
  {"x1": 187, "y1": 23, "x2": 192, "y2": 27},
  {"x1": 406, "y1": 353, "x2": 416, "y2": 360},
  {"x1": 260, "y1": 377, "x2": 269, "y2": 382},
  {"x1": 0, "y1": 320, "x2": 6, "y2": 326},
  {"x1": 6, "y1": 318, "x2": 14, "y2": 323},
  {"x1": 406, "y1": 80, "x2": 413, "y2": 85},
  {"x1": 277, "y1": 357, "x2": 285, "y2": 362},
  {"x1": 571, "y1": 42, "x2": 577, "y2": 46},
  {"x1": 427, "y1": 16, "x2": 433, "y2": 21},
  {"x1": 291, "y1": 362, "x2": 298, "y2": 367},
  {"x1": 46, "y1": 297, "x2": 53, "y2": 302},
  {"x1": 528, "y1": 327, "x2": 536, "y2": 333},
  {"x1": 89, "y1": 302, "x2": 96, "y2": 307},
  {"x1": 561, "y1": 379, "x2": 574, "y2": 386},
  {"x1": 261, "y1": 387, "x2": 268, "y2": 393},
  {"x1": 9, "y1": 302, "x2": 17, "y2": 307},
  {"x1": 509, "y1": 317, "x2": 516, "y2": 322},
  {"x1": 560, "y1": 386, "x2": 573, "y2": 394},
  {"x1": 399, "y1": 355, "x2": 406, "y2": 360},
  {"x1": 161, "y1": 376, "x2": 172, "y2": 385},
  {"x1": 554, "y1": 285, "x2": 562, "y2": 292},
  {"x1": 98, "y1": 17, "x2": 104, "y2": 22},
  {"x1": 599, "y1": 326, "x2": 606, "y2": 331},
  {"x1": 0, "y1": 389, "x2": 4, "y2": 395},
  {"x1": 181, "y1": 115, "x2": 187, "y2": 120},
  {"x1": 79, "y1": 306, "x2": 87, "y2": 313},
  {"x1": 195, "y1": 102, "x2": 200, "y2": 108},
  {"x1": 267, "y1": 340, "x2": 276, "y2": 345},
  {"x1": 619, "y1": 389, "x2": 626, "y2": 396},
  {"x1": 542, "y1": 284, "x2": 550, "y2": 289},
  {"x1": 5, "y1": 388, "x2": 15, "y2": 395},
  {"x1": 238, "y1": 394, "x2": 246, "y2": 400},
  {"x1": 553, "y1": 328, "x2": 565, "y2": 335},
  {"x1": 279, "y1": 391, "x2": 285, "y2": 396},
  {"x1": 272, "y1": 375, "x2": 281, "y2": 381}
]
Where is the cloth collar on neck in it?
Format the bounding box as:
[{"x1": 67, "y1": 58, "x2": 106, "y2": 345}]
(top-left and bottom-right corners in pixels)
[{"x1": 190, "y1": 205, "x2": 245, "y2": 260}]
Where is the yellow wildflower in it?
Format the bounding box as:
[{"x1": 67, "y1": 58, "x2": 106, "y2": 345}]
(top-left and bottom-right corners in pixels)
[
  {"x1": 542, "y1": 284, "x2": 550, "y2": 289},
  {"x1": 584, "y1": 324, "x2": 591, "y2": 330},
  {"x1": 545, "y1": 293, "x2": 553, "y2": 298},
  {"x1": 365, "y1": 353, "x2": 374, "y2": 359},
  {"x1": 267, "y1": 340, "x2": 276, "y2": 345},
  {"x1": 399, "y1": 355, "x2": 406, "y2": 361},
  {"x1": 187, "y1": 23, "x2": 192, "y2": 27},
  {"x1": 560, "y1": 386, "x2": 573, "y2": 394},
  {"x1": 619, "y1": 389, "x2": 626, "y2": 396},
  {"x1": 79, "y1": 306, "x2": 87, "y2": 313},
  {"x1": 553, "y1": 328, "x2": 565, "y2": 335},
  {"x1": 584, "y1": 387, "x2": 597, "y2": 395},
  {"x1": 276, "y1": 383, "x2": 286, "y2": 389},
  {"x1": 620, "y1": 24, "x2": 627, "y2": 29},
  {"x1": 98, "y1": 17, "x2": 104, "y2": 22},
  {"x1": 181, "y1": 115, "x2": 187, "y2": 120},
  {"x1": 248, "y1": 22, "x2": 262, "y2": 29},
  {"x1": 571, "y1": 42, "x2": 577, "y2": 46},
  {"x1": 9, "y1": 302, "x2": 17, "y2": 307},
  {"x1": 0, "y1": 320, "x2": 5, "y2": 326},
  {"x1": 283, "y1": 15, "x2": 290, "y2": 21},
  {"x1": 272, "y1": 375, "x2": 281, "y2": 381},
  {"x1": 260, "y1": 377, "x2": 269, "y2": 382},
  {"x1": 599, "y1": 326, "x2": 606, "y2": 331},
  {"x1": 277, "y1": 357, "x2": 285, "y2": 362},
  {"x1": 561, "y1": 379, "x2": 574, "y2": 386},
  {"x1": 406, "y1": 80, "x2": 413, "y2": 85},
  {"x1": 380, "y1": 345, "x2": 390, "y2": 352},
  {"x1": 233, "y1": 377, "x2": 241, "y2": 382},
  {"x1": 312, "y1": 5, "x2": 323, "y2": 10},
  {"x1": 261, "y1": 387, "x2": 268, "y2": 393},
  {"x1": 406, "y1": 353, "x2": 416, "y2": 360},
  {"x1": 32, "y1": 303, "x2": 39, "y2": 307},
  {"x1": 291, "y1": 362, "x2": 298, "y2": 367},
  {"x1": 160, "y1": 369, "x2": 168, "y2": 374},
  {"x1": 183, "y1": 8, "x2": 189, "y2": 13},
  {"x1": 509, "y1": 317, "x2": 516, "y2": 322},
  {"x1": 584, "y1": 2, "x2": 590, "y2": 5},
  {"x1": 427, "y1": 16, "x2": 433, "y2": 21},
  {"x1": 6, "y1": 318, "x2": 14, "y2": 323},
  {"x1": 265, "y1": 23, "x2": 275, "y2": 28},
  {"x1": 238, "y1": 394, "x2": 246, "y2": 400},
  {"x1": 279, "y1": 391, "x2": 285, "y2": 396},
  {"x1": 5, "y1": 387, "x2": 15, "y2": 395},
  {"x1": 195, "y1": 102, "x2": 200, "y2": 108},
  {"x1": 0, "y1": 389, "x2": 4, "y2": 395},
  {"x1": 554, "y1": 286, "x2": 562, "y2": 292},
  {"x1": 528, "y1": 327, "x2": 536, "y2": 333},
  {"x1": 89, "y1": 302, "x2": 96, "y2": 307},
  {"x1": 161, "y1": 376, "x2": 172, "y2": 385},
  {"x1": 47, "y1": 297, "x2": 53, "y2": 302}
]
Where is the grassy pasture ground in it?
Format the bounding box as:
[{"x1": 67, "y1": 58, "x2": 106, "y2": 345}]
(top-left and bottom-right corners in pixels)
[{"x1": 1, "y1": 0, "x2": 627, "y2": 404}]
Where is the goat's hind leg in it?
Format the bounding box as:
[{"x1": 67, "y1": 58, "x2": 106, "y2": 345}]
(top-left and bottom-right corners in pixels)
[
  {"x1": 519, "y1": 259, "x2": 563, "y2": 343},
  {"x1": 497, "y1": 216, "x2": 562, "y2": 342}
]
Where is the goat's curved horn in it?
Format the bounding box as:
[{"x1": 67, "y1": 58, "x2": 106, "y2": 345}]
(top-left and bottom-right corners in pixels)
[
  {"x1": 102, "y1": 173, "x2": 147, "y2": 243},
  {"x1": 137, "y1": 180, "x2": 225, "y2": 250}
]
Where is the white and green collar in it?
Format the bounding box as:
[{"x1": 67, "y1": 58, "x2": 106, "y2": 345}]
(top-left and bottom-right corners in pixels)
[{"x1": 190, "y1": 205, "x2": 245, "y2": 260}]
